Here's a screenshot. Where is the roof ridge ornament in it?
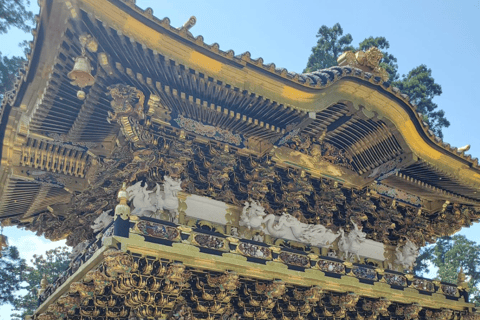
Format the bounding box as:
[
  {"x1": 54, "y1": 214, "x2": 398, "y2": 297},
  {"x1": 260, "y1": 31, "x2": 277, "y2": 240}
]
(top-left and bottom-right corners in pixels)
[
  {"x1": 180, "y1": 16, "x2": 196, "y2": 32},
  {"x1": 337, "y1": 47, "x2": 390, "y2": 82}
]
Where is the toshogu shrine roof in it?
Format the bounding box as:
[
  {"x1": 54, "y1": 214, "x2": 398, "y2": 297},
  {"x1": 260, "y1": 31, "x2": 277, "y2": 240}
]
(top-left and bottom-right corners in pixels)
[{"x1": 0, "y1": 0, "x2": 479, "y2": 319}]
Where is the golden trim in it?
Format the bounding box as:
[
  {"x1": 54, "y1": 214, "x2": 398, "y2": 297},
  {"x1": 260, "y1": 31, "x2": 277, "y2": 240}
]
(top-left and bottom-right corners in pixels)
[
  {"x1": 121, "y1": 236, "x2": 473, "y2": 311},
  {"x1": 75, "y1": 0, "x2": 480, "y2": 190}
]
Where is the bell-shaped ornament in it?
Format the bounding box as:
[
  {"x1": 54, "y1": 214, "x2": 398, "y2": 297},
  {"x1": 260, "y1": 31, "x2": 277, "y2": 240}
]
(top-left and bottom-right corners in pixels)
[{"x1": 68, "y1": 55, "x2": 95, "y2": 89}]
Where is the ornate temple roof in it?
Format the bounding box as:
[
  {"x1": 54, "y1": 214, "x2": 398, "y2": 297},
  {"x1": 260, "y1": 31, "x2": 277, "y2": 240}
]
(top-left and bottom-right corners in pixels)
[
  {"x1": 0, "y1": 0, "x2": 479, "y2": 246},
  {"x1": 2, "y1": 1, "x2": 480, "y2": 319}
]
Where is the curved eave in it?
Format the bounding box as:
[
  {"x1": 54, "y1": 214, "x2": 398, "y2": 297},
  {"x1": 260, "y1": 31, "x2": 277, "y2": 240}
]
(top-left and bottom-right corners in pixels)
[
  {"x1": 63, "y1": 0, "x2": 480, "y2": 191},
  {"x1": 2, "y1": 0, "x2": 479, "y2": 193}
]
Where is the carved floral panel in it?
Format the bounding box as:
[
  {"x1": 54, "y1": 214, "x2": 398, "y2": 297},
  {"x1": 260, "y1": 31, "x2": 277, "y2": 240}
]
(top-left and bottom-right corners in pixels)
[
  {"x1": 383, "y1": 273, "x2": 407, "y2": 287},
  {"x1": 278, "y1": 251, "x2": 310, "y2": 267},
  {"x1": 237, "y1": 242, "x2": 272, "y2": 260},
  {"x1": 134, "y1": 221, "x2": 180, "y2": 241},
  {"x1": 317, "y1": 259, "x2": 345, "y2": 274},
  {"x1": 192, "y1": 234, "x2": 228, "y2": 251}
]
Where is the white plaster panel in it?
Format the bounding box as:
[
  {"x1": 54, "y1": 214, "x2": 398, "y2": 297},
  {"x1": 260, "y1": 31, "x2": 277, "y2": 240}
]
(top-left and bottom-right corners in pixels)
[{"x1": 184, "y1": 194, "x2": 228, "y2": 225}]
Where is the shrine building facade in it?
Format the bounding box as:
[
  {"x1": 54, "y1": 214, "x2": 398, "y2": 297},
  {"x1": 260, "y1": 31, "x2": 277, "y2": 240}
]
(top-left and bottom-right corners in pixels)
[{"x1": 0, "y1": 0, "x2": 479, "y2": 319}]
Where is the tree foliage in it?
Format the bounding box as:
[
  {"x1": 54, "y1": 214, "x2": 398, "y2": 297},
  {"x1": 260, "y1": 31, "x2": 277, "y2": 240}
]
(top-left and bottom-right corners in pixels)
[
  {"x1": 0, "y1": 0, "x2": 34, "y2": 102},
  {"x1": 11, "y1": 246, "x2": 71, "y2": 320},
  {"x1": 0, "y1": 53, "x2": 25, "y2": 98},
  {"x1": 391, "y1": 65, "x2": 450, "y2": 137},
  {"x1": 414, "y1": 235, "x2": 480, "y2": 306},
  {"x1": 304, "y1": 23, "x2": 354, "y2": 72},
  {"x1": 0, "y1": 0, "x2": 34, "y2": 34},
  {"x1": 304, "y1": 23, "x2": 449, "y2": 137},
  {"x1": 0, "y1": 245, "x2": 25, "y2": 305}
]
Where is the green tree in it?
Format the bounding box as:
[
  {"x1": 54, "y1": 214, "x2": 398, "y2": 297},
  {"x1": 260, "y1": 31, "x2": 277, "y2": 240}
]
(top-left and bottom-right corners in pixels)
[
  {"x1": 415, "y1": 235, "x2": 480, "y2": 306},
  {"x1": 0, "y1": 53, "x2": 25, "y2": 98},
  {"x1": 0, "y1": 0, "x2": 34, "y2": 101},
  {"x1": 0, "y1": 245, "x2": 26, "y2": 305},
  {"x1": 412, "y1": 244, "x2": 434, "y2": 276},
  {"x1": 304, "y1": 23, "x2": 354, "y2": 72},
  {"x1": 11, "y1": 246, "x2": 71, "y2": 320},
  {"x1": 0, "y1": 0, "x2": 34, "y2": 34},
  {"x1": 304, "y1": 23, "x2": 449, "y2": 137},
  {"x1": 392, "y1": 65, "x2": 450, "y2": 138}
]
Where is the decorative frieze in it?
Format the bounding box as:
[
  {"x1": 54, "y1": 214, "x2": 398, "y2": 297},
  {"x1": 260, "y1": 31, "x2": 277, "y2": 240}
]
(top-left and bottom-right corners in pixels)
[
  {"x1": 411, "y1": 278, "x2": 435, "y2": 292},
  {"x1": 383, "y1": 272, "x2": 407, "y2": 287},
  {"x1": 317, "y1": 259, "x2": 345, "y2": 274},
  {"x1": 237, "y1": 242, "x2": 272, "y2": 260},
  {"x1": 134, "y1": 220, "x2": 180, "y2": 241},
  {"x1": 278, "y1": 251, "x2": 310, "y2": 267},
  {"x1": 442, "y1": 284, "x2": 459, "y2": 297},
  {"x1": 192, "y1": 233, "x2": 228, "y2": 251},
  {"x1": 352, "y1": 266, "x2": 377, "y2": 281}
]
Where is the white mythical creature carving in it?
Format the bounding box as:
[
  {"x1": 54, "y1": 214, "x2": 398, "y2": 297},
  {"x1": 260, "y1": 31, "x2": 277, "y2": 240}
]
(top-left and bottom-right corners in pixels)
[
  {"x1": 240, "y1": 201, "x2": 340, "y2": 248},
  {"x1": 91, "y1": 209, "x2": 113, "y2": 233},
  {"x1": 338, "y1": 221, "x2": 366, "y2": 261},
  {"x1": 69, "y1": 240, "x2": 89, "y2": 259},
  {"x1": 394, "y1": 239, "x2": 418, "y2": 270},
  {"x1": 126, "y1": 176, "x2": 182, "y2": 223},
  {"x1": 275, "y1": 213, "x2": 340, "y2": 247},
  {"x1": 239, "y1": 201, "x2": 266, "y2": 229}
]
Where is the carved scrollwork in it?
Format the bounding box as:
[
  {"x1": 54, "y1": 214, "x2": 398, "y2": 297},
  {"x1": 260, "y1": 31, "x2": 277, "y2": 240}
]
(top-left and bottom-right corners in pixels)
[
  {"x1": 330, "y1": 292, "x2": 359, "y2": 318},
  {"x1": 256, "y1": 280, "x2": 286, "y2": 298},
  {"x1": 103, "y1": 249, "x2": 135, "y2": 277},
  {"x1": 165, "y1": 262, "x2": 191, "y2": 286},
  {"x1": 206, "y1": 271, "x2": 240, "y2": 292},
  {"x1": 425, "y1": 309, "x2": 454, "y2": 320},
  {"x1": 107, "y1": 84, "x2": 145, "y2": 123},
  {"x1": 167, "y1": 302, "x2": 195, "y2": 320},
  {"x1": 462, "y1": 312, "x2": 480, "y2": 320},
  {"x1": 362, "y1": 298, "x2": 391, "y2": 319}
]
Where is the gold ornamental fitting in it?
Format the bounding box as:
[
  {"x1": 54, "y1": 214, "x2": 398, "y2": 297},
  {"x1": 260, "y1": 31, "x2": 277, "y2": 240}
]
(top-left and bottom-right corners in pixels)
[
  {"x1": 115, "y1": 182, "x2": 130, "y2": 220},
  {"x1": 117, "y1": 182, "x2": 128, "y2": 201}
]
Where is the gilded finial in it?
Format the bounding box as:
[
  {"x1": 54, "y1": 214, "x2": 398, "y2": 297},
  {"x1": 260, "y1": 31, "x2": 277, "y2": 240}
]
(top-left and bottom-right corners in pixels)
[
  {"x1": 457, "y1": 267, "x2": 469, "y2": 291},
  {"x1": 115, "y1": 182, "x2": 131, "y2": 220},
  {"x1": 337, "y1": 47, "x2": 389, "y2": 82},
  {"x1": 38, "y1": 274, "x2": 48, "y2": 297}
]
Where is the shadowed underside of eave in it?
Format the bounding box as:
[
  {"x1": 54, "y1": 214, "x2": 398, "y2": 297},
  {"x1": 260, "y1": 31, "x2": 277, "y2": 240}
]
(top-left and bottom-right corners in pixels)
[{"x1": 0, "y1": 0, "x2": 480, "y2": 244}]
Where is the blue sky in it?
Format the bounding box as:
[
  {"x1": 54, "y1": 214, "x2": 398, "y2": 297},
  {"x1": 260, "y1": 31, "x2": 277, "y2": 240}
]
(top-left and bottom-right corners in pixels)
[{"x1": 1, "y1": 0, "x2": 480, "y2": 317}]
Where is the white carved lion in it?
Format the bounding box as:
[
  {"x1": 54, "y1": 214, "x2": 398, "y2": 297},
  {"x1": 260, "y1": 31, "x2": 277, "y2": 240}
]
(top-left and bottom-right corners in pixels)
[
  {"x1": 91, "y1": 209, "x2": 113, "y2": 233},
  {"x1": 239, "y1": 200, "x2": 266, "y2": 229},
  {"x1": 126, "y1": 176, "x2": 182, "y2": 223},
  {"x1": 394, "y1": 239, "x2": 418, "y2": 270},
  {"x1": 338, "y1": 221, "x2": 366, "y2": 261},
  {"x1": 69, "y1": 240, "x2": 90, "y2": 260}
]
